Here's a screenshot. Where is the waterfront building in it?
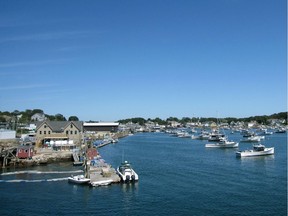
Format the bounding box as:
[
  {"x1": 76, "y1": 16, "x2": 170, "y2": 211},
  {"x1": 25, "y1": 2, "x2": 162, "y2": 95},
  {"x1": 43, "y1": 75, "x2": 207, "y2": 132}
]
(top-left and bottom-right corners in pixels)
[
  {"x1": 87, "y1": 148, "x2": 98, "y2": 160},
  {"x1": 35, "y1": 121, "x2": 83, "y2": 148},
  {"x1": 83, "y1": 122, "x2": 119, "y2": 139},
  {"x1": 0, "y1": 129, "x2": 16, "y2": 140},
  {"x1": 17, "y1": 146, "x2": 34, "y2": 159}
]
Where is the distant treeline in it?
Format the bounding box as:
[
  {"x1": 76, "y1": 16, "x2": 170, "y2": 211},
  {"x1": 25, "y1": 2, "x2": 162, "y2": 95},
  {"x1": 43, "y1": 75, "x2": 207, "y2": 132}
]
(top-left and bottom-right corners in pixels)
[
  {"x1": 0, "y1": 109, "x2": 79, "y2": 123},
  {"x1": 118, "y1": 112, "x2": 287, "y2": 126},
  {"x1": 0, "y1": 109, "x2": 286, "y2": 126}
]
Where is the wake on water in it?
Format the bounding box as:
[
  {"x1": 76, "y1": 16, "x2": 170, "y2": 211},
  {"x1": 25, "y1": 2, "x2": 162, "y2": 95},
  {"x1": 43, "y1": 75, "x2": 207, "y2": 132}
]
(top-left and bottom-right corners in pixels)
[
  {"x1": 0, "y1": 170, "x2": 83, "y2": 176},
  {"x1": 0, "y1": 170, "x2": 84, "y2": 183},
  {"x1": 0, "y1": 177, "x2": 69, "y2": 183}
]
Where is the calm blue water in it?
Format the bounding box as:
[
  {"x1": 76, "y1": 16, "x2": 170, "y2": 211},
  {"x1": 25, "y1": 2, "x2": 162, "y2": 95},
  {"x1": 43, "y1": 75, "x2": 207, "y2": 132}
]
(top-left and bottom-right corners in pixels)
[{"x1": 0, "y1": 132, "x2": 287, "y2": 216}]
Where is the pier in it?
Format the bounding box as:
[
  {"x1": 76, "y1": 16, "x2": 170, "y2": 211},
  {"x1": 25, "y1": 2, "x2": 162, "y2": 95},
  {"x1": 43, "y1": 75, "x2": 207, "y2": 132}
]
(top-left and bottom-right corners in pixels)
[{"x1": 88, "y1": 165, "x2": 121, "y2": 185}]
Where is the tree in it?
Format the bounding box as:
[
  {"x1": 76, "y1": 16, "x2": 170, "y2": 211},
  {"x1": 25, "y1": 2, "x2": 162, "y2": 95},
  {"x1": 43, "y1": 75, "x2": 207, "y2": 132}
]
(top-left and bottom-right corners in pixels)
[
  {"x1": 54, "y1": 114, "x2": 66, "y2": 121},
  {"x1": 68, "y1": 116, "x2": 79, "y2": 121},
  {"x1": 32, "y1": 109, "x2": 44, "y2": 115}
]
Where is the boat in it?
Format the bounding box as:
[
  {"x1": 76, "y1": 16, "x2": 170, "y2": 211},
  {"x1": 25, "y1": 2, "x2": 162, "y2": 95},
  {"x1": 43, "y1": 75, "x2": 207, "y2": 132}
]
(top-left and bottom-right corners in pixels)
[
  {"x1": 73, "y1": 161, "x2": 83, "y2": 166},
  {"x1": 192, "y1": 131, "x2": 210, "y2": 140},
  {"x1": 240, "y1": 135, "x2": 263, "y2": 142},
  {"x1": 205, "y1": 139, "x2": 239, "y2": 148},
  {"x1": 116, "y1": 161, "x2": 139, "y2": 182},
  {"x1": 177, "y1": 131, "x2": 191, "y2": 138},
  {"x1": 90, "y1": 179, "x2": 113, "y2": 187},
  {"x1": 68, "y1": 175, "x2": 90, "y2": 184},
  {"x1": 275, "y1": 128, "x2": 286, "y2": 133},
  {"x1": 236, "y1": 144, "x2": 274, "y2": 157}
]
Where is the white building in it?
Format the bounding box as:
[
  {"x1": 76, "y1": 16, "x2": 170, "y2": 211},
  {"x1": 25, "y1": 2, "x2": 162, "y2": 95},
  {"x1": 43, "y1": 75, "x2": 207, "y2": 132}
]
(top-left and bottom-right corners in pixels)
[{"x1": 0, "y1": 129, "x2": 16, "y2": 140}]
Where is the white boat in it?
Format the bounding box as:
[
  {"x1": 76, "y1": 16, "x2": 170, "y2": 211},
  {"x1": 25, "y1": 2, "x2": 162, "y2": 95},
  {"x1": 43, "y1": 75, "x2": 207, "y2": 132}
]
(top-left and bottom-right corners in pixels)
[
  {"x1": 205, "y1": 139, "x2": 239, "y2": 148},
  {"x1": 68, "y1": 175, "x2": 90, "y2": 184},
  {"x1": 208, "y1": 133, "x2": 226, "y2": 142},
  {"x1": 192, "y1": 131, "x2": 210, "y2": 140},
  {"x1": 241, "y1": 135, "x2": 262, "y2": 142},
  {"x1": 178, "y1": 131, "x2": 191, "y2": 138},
  {"x1": 116, "y1": 161, "x2": 139, "y2": 182},
  {"x1": 90, "y1": 179, "x2": 113, "y2": 187},
  {"x1": 236, "y1": 144, "x2": 274, "y2": 157}
]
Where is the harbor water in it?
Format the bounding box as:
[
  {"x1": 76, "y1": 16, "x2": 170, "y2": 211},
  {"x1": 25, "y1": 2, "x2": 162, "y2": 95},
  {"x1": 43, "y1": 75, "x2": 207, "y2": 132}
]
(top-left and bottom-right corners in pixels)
[{"x1": 0, "y1": 132, "x2": 287, "y2": 216}]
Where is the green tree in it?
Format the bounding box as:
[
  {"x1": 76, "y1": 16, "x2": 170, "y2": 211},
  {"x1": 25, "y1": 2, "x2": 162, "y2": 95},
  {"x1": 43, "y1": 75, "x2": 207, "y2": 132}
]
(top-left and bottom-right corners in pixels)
[
  {"x1": 68, "y1": 116, "x2": 79, "y2": 121},
  {"x1": 55, "y1": 114, "x2": 66, "y2": 121}
]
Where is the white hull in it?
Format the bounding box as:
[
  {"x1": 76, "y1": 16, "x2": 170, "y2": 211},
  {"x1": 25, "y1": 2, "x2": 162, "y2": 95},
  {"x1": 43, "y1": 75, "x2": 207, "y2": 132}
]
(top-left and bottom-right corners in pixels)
[
  {"x1": 206, "y1": 141, "x2": 239, "y2": 148},
  {"x1": 68, "y1": 175, "x2": 90, "y2": 184},
  {"x1": 236, "y1": 147, "x2": 274, "y2": 157},
  {"x1": 90, "y1": 179, "x2": 113, "y2": 187},
  {"x1": 117, "y1": 167, "x2": 139, "y2": 182}
]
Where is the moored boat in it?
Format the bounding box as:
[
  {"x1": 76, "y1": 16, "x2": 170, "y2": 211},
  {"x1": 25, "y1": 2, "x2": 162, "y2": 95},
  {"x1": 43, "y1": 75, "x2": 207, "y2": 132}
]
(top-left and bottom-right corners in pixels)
[
  {"x1": 240, "y1": 135, "x2": 263, "y2": 142},
  {"x1": 90, "y1": 179, "x2": 113, "y2": 187},
  {"x1": 205, "y1": 139, "x2": 239, "y2": 148},
  {"x1": 236, "y1": 144, "x2": 274, "y2": 157},
  {"x1": 116, "y1": 161, "x2": 138, "y2": 182},
  {"x1": 68, "y1": 175, "x2": 90, "y2": 184}
]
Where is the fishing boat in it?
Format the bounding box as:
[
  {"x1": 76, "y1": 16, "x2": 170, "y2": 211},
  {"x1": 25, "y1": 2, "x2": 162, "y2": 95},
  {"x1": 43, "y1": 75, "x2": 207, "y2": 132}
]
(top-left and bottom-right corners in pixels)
[
  {"x1": 68, "y1": 175, "x2": 90, "y2": 184},
  {"x1": 205, "y1": 139, "x2": 239, "y2": 148},
  {"x1": 236, "y1": 144, "x2": 274, "y2": 157},
  {"x1": 116, "y1": 161, "x2": 139, "y2": 182},
  {"x1": 90, "y1": 179, "x2": 113, "y2": 187},
  {"x1": 240, "y1": 135, "x2": 263, "y2": 142}
]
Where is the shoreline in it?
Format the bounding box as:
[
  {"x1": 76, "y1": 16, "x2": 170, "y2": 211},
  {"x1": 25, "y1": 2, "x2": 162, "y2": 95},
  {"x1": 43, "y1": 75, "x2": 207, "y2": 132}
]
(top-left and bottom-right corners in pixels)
[{"x1": 0, "y1": 131, "x2": 130, "y2": 169}]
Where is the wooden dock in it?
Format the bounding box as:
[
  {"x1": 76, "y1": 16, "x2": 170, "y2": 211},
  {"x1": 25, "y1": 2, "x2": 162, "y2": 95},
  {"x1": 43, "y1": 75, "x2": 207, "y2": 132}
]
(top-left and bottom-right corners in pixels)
[{"x1": 87, "y1": 163, "x2": 121, "y2": 184}]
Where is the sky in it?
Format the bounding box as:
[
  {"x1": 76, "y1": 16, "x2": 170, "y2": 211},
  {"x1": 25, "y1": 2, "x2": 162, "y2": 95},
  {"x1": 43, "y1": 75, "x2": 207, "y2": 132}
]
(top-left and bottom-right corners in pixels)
[{"x1": 0, "y1": 0, "x2": 286, "y2": 121}]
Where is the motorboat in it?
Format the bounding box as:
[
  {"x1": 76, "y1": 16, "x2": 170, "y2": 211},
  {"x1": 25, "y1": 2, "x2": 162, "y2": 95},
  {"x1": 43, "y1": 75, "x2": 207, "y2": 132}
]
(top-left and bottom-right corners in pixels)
[
  {"x1": 205, "y1": 139, "x2": 239, "y2": 148},
  {"x1": 90, "y1": 179, "x2": 113, "y2": 187},
  {"x1": 208, "y1": 133, "x2": 226, "y2": 142},
  {"x1": 68, "y1": 175, "x2": 90, "y2": 184},
  {"x1": 116, "y1": 161, "x2": 139, "y2": 182},
  {"x1": 236, "y1": 144, "x2": 274, "y2": 157},
  {"x1": 178, "y1": 131, "x2": 191, "y2": 138},
  {"x1": 192, "y1": 131, "x2": 210, "y2": 140},
  {"x1": 258, "y1": 129, "x2": 273, "y2": 135},
  {"x1": 240, "y1": 135, "x2": 263, "y2": 142}
]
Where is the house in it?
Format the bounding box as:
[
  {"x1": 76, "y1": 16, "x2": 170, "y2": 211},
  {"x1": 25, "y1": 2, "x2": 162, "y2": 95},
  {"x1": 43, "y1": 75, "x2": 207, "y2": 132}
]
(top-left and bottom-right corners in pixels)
[
  {"x1": 31, "y1": 113, "x2": 46, "y2": 122},
  {"x1": 35, "y1": 121, "x2": 83, "y2": 148},
  {"x1": 17, "y1": 146, "x2": 34, "y2": 159}
]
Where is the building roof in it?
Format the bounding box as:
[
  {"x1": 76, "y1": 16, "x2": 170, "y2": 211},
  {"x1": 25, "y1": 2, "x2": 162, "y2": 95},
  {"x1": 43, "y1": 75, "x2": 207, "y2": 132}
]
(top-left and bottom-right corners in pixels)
[
  {"x1": 36, "y1": 121, "x2": 83, "y2": 132},
  {"x1": 83, "y1": 122, "x2": 119, "y2": 127}
]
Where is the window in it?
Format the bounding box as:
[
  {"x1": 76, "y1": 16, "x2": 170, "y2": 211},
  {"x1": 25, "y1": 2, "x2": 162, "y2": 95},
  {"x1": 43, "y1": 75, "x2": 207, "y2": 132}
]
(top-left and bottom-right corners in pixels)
[
  {"x1": 70, "y1": 124, "x2": 73, "y2": 128},
  {"x1": 48, "y1": 131, "x2": 51, "y2": 134},
  {"x1": 75, "y1": 131, "x2": 77, "y2": 135},
  {"x1": 44, "y1": 131, "x2": 46, "y2": 135},
  {"x1": 66, "y1": 131, "x2": 68, "y2": 135},
  {"x1": 25, "y1": 150, "x2": 28, "y2": 153},
  {"x1": 70, "y1": 131, "x2": 73, "y2": 135},
  {"x1": 39, "y1": 131, "x2": 42, "y2": 135},
  {"x1": 44, "y1": 125, "x2": 47, "y2": 128}
]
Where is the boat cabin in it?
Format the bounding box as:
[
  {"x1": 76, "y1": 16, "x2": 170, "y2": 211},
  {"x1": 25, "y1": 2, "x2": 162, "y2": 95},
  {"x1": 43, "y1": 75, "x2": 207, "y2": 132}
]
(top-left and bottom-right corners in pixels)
[{"x1": 253, "y1": 145, "x2": 265, "y2": 151}]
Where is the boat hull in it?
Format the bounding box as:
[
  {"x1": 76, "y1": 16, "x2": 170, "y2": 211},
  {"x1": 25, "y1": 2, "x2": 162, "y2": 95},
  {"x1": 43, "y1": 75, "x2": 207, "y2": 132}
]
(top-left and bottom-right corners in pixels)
[
  {"x1": 90, "y1": 179, "x2": 113, "y2": 187},
  {"x1": 68, "y1": 175, "x2": 90, "y2": 184},
  {"x1": 205, "y1": 142, "x2": 239, "y2": 148},
  {"x1": 116, "y1": 167, "x2": 139, "y2": 182},
  {"x1": 236, "y1": 147, "x2": 274, "y2": 157}
]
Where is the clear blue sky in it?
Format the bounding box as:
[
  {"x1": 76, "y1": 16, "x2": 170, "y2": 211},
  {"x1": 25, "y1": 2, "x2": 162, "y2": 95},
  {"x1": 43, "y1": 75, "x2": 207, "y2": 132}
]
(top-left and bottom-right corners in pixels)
[{"x1": 0, "y1": 0, "x2": 286, "y2": 121}]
